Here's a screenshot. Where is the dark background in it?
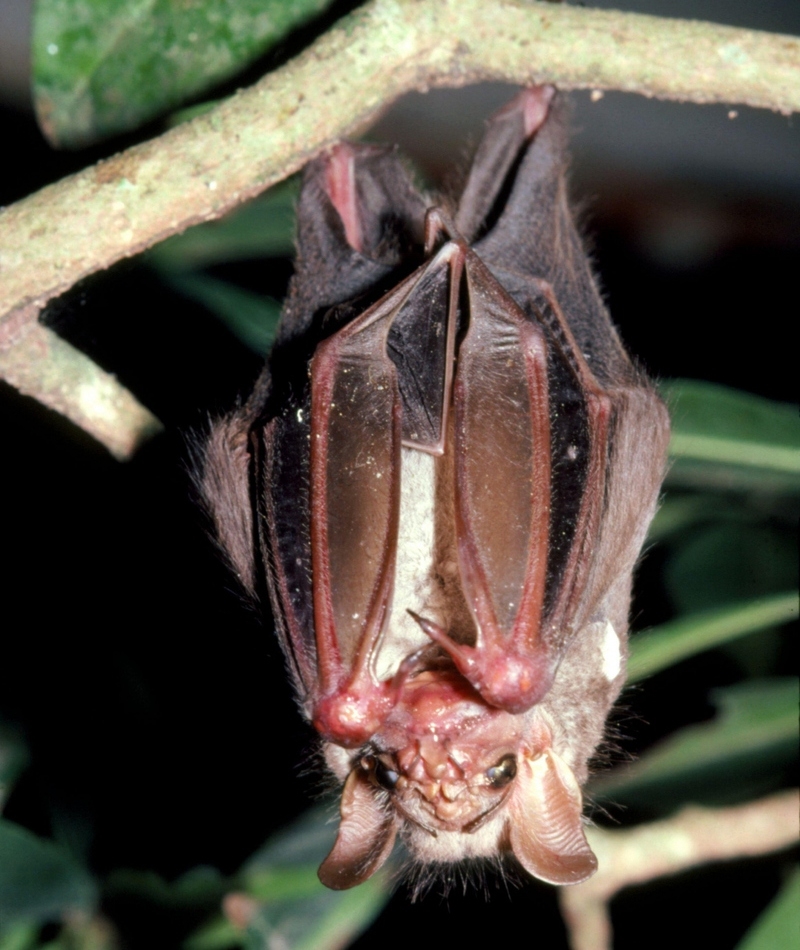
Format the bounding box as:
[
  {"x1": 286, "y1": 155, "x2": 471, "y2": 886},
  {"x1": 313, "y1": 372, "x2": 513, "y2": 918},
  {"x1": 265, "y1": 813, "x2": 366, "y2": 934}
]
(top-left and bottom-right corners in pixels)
[{"x1": 0, "y1": 2, "x2": 797, "y2": 947}]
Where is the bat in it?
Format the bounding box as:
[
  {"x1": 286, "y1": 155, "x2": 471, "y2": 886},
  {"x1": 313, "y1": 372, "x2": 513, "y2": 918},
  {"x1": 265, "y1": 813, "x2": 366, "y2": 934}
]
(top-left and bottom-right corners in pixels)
[{"x1": 199, "y1": 86, "x2": 670, "y2": 891}]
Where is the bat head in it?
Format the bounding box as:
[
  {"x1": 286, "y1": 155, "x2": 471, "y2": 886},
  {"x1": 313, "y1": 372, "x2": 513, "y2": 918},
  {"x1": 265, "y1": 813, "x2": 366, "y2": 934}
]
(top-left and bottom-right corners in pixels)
[{"x1": 319, "y1": 669, "x2": 597, "y2": 890}]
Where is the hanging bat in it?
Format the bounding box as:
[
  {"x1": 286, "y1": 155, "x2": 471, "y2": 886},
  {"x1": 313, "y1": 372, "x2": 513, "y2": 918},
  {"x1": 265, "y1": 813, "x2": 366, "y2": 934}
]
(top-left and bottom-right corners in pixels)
[{"x1": 199, "y1": 86, "x2": 670, "y2": 890}]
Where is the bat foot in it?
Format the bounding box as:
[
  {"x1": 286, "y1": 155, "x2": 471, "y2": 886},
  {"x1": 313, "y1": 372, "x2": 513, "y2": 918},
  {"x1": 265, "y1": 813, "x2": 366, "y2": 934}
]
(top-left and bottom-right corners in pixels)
[
  {"x1": 313, "y1": 647, "x2": 432, "y2": 747},
  {"x1": 454, "y1": 645, "x2": 555, "y2": 714},
  {"x1": 313, "y1": 683, "x2": 397, "y2": 748},
  {"x1": 408, "y1": 611, "x2": 554, "y2": 713}
]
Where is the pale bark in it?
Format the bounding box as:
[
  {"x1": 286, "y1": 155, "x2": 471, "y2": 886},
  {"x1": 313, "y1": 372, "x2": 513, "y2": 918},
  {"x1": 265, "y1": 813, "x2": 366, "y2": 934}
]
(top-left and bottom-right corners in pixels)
[{"x1": 559, "y1": 790, "x2": 800, "y2": 950}]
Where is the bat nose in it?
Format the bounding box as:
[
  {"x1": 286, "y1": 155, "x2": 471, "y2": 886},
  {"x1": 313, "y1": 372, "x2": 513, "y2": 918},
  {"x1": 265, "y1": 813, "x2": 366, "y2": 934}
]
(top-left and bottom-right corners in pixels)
[{"x1": 440, "y1": 781, "x2": 468, "y2": 801}]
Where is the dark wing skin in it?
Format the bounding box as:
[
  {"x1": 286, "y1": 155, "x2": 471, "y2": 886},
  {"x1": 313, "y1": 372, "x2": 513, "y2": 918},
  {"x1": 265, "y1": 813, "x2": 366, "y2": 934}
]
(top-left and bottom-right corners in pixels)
[
  {"x1": 466, "y1": 89, "x2": 670, "y2": 681},
  {"x1": 201, "y1": 143, "x2": 429, "y2": 710}
]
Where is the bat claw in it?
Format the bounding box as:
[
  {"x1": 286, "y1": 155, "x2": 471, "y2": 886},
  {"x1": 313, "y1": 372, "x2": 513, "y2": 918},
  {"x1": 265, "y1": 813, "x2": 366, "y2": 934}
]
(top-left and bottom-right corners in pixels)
[{"x1": 408, "y1": 611, "x2": 553, "y2": 712}]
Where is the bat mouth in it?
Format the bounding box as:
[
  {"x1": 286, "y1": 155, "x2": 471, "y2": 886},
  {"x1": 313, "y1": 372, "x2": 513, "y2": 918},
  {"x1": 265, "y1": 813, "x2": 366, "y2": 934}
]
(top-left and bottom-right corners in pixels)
[{"x1": 395, "y1": 784, "x2": 514, "y2": 837}]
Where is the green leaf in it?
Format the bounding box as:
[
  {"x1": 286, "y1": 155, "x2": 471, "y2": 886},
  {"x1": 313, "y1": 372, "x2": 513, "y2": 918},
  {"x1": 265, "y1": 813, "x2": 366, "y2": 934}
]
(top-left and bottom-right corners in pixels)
[
  {"x1": 32, "y1": 0, "x2": 335, "y2": 147},
  {"x1": 0, "y1": 922, "x2": 38, "y2": 950},
  {"x1": 664, "y1": 520, "x2": 797, "y2": 615},
  {"x1": 735, "y1": 866, "x2": 800, "y2": 950},
  {"x1": 0, "y1": 820, "x2": 96, "y2": 929},
  {"x1": 244, "y1": 873, "x2": 389, "y2": 950},
  {"x1": 590, "y1": 678, "x2": 799, "y2": 803},
  {"x1": 628, "y1": 592, "x2": 799, "y2": 683},
  {"x1": 184, "y1": 915, "x2": 241, "y2": 950},
  {"x1": 662, "y1": 380, "x2": 800, "y2": 491},
  {"x1": 149, "y1": 181, "x2": 297, "y2": 272},
  {"x1": 187, "y1": 808, "x2": 392, "y2": 950},
  {"x1": 165, "y1": 273, "x2": 281, "y2": 356},
  {"x1": 0, "y1": 727, "x2": 29, "y2": 815}
]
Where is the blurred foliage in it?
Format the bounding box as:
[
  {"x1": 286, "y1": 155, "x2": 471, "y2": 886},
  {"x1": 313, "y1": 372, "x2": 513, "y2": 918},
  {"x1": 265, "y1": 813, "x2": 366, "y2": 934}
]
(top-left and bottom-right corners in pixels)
[
  {"x1": 147, "y1": 181, "x2": 298, "y2": 272},
  {"x1": 0, "y1": 820, "x2": 96, "y2": 931},
  {"x1": 736, "y1": 866, "x2": 800, "y2": 950},
  {"x1": 0, "y1": 728, "x2": 29, "y2": 815},
  {"x1": 626, "y1": 593, "x2": 797, "y2": 683},
  {"x1": 662, "y1": 379, "x2": 800, "y2": 494},
  {"x1": 590, "y1": 677, "x2": 798, "y2": 808},
  {"x1": 146, "y1": 180, "x2": 297, "y2": 357},
  {"x1": 186, "y1": 807, "x2": 392, "y2": 950},
  {"x1": 10, "y1": 3, "x2": 799, "y2": 948},
  {"x1": 162, "y1": 274, "x2": 282, "y2": 358},
  {"x1": 32, "y1": 0, "x2": 336, "y2": 147}
]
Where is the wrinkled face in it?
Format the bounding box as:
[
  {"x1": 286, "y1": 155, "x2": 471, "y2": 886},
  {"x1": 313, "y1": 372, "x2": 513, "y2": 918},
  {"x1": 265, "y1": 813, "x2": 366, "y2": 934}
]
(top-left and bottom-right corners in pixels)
[
  {"x1": 353, "y1": 749, "x2": 520, "y2": 870},
  {"x1": 319, "y1": 673, "x2": 599, "y2": 888},
  {"x1": 360, "y1": 690, "x2": 526, "y2": 837},
  {"x1": 368, "y1": 743, "x2": 518, "y2": 830},
  {"x1": 359, "y1": 741, "x2": 519, "y2": 846},
  {"x1": 318, "y1": 668, "x2": 601, "y2": 882}
]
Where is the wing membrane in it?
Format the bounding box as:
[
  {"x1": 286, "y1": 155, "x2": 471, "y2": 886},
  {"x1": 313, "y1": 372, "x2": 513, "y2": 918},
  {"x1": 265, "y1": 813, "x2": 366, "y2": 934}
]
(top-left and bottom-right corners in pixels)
[
  {"x1": 309, "y1": 249, "x2": 460, "y2": 690},
  {"x1": 455, "y1": 252, "x2": 550, "y2": 653}
]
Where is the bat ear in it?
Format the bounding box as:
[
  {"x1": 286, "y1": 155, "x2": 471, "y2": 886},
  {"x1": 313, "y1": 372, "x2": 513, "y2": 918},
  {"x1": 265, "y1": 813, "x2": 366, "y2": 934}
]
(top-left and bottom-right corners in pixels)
[
  {"x1": 507, "y1": 747, "x2": 597, "y2": 885},
  {"x1": 318, "y1": 768, "x2": 398, "y2": 890}
]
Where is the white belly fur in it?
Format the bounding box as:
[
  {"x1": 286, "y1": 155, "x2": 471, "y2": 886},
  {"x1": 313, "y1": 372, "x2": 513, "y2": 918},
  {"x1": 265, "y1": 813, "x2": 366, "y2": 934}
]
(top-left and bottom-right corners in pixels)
[{"x1": 373, "y1": 447, "x2": 438, "y2": 680}]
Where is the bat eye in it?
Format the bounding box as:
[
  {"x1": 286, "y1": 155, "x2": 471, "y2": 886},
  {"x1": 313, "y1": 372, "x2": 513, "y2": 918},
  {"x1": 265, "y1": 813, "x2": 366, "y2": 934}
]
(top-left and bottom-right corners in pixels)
[
  {"x1": 486, "y1": 755, "x2": 517, "y2": 788},
  {"x1": 361, "y1": 754, "x2": 400, "y2": 791}
]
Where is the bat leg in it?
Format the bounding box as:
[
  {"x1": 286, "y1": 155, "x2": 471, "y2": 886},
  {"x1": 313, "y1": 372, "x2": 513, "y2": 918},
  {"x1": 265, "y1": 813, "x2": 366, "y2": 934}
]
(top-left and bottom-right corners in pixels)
[
  {"x1": 305, "y1": 309, "x2": 403, "y2": 745},
  {"x1": 312, "y1": 633, "x2": 432, "y2": 748},
  {"x1": 311, "y1": 640, "x2": 431, "y2": 748},
  {"x1": 308, "y1": 243, "x2": 472, "y2": 745},
  {"x1": 312, "y1": 678, "x2": 398, "y2": 749},
  {"x1": 456, "y1": 85, "x2": 555, "y2": 243},
  {"x1": 409, "y1": 610, "x2": 556, "y2": 715}
]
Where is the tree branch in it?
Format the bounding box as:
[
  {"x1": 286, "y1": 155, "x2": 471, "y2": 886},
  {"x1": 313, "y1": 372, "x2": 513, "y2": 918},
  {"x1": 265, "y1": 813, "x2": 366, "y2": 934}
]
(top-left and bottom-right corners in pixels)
[
  {"x1": 0, "y1": 310, "x2": 162, "y2": 459},
  {"x1": 559, "y1": 790, "x2": 800, "y2": 950},
  {"x1": 1, "y1": 0, "x2": 798, "y2": 455}
]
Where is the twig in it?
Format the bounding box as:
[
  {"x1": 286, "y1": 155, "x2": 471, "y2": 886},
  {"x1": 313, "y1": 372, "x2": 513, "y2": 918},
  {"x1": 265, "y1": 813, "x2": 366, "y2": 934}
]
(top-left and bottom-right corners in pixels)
[
  {"x1": 558, "y1": 790, "x2": 800, "y2": 950},
  {"x1": 0, "y1": 0, "x2": 798, "y2": 455},
  {"x1": 0, "y1": 314, "x2": 162, "y2": 459}
]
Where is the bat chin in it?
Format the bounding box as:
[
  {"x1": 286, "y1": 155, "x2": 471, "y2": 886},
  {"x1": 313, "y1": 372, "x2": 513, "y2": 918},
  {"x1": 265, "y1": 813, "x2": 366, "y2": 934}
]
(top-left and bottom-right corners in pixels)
[{"x1": 402, "y1": 808, "x2": 510, "y2": 865}]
